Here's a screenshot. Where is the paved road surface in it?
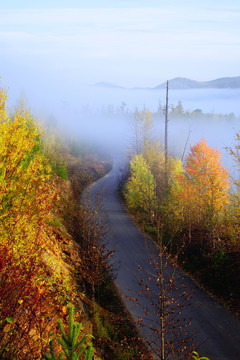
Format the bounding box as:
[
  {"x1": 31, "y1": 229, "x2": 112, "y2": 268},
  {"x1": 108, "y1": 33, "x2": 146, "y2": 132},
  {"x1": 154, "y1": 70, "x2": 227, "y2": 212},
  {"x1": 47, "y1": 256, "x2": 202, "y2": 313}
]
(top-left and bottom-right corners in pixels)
[{"x1": 87, "y1": 159, "x2": 240, "y2": 359}]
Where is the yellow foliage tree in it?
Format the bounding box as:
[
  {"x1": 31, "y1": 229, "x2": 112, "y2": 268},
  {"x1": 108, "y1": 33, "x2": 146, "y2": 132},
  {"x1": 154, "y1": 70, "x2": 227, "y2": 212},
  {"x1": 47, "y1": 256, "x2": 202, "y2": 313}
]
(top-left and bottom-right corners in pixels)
[
  {"x1": 0, "y1": 89, "x2": 58, "y2": 261},
  {"x1": 125, "y1": 154, "x2": 157, "y2": 222},
  {"x1": 141, "y1": 141, "x2": 184, "y2": 232},
  {"x1": 0, "y1": 87, "x2": 72, "y2": 359}
]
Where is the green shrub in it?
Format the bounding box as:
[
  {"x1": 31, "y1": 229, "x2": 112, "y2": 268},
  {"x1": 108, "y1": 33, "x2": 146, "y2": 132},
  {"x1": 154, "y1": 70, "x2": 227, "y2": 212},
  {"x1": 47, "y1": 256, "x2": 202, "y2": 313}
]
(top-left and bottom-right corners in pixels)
[{"x1": 44, "y1": 304, "x2": 101, "y2": 360}]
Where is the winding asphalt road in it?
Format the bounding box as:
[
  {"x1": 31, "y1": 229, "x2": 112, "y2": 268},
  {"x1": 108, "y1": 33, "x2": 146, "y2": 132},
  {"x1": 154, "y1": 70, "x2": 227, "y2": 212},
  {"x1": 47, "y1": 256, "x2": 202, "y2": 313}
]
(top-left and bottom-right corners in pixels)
[{"x1": 88, "y1": 158, "x2": 240, "y2": 360}]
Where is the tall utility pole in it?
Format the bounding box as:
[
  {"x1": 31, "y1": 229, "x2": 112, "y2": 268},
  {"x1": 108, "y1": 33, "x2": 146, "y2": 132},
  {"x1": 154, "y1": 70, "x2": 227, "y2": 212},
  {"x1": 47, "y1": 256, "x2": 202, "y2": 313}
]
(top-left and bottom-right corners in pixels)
[{"x1": 164, "y1": 80, "x2": 169, "y2": 179}]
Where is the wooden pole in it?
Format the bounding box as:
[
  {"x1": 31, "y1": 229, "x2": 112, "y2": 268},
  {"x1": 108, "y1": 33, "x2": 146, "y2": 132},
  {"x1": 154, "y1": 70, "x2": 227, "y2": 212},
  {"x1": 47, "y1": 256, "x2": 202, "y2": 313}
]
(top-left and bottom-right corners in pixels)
[{"x1": 165, "y1": 80, "x2": 169, "y2": 182}]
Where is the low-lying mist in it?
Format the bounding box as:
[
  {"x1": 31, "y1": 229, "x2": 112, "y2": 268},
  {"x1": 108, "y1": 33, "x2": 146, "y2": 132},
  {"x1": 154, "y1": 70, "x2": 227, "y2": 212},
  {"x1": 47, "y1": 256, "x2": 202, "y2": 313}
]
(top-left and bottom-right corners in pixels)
[
  {"x1": 157, "y1": 117, "x2": 239, "y2": 179},
  {"x1": 7, "y1": 83, "x2": 240, "y2": 179}
]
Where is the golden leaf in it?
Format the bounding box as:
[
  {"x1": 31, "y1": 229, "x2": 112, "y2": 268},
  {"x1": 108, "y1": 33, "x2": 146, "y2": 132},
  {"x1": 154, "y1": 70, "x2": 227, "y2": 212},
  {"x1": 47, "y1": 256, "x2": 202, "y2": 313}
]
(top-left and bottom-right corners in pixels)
[
  {"x1": 62, "y1": 305, "x2": 68, "y2": 314},
  {"x1": 3, "y1": 323, "x2": 12, "y2": 333}
]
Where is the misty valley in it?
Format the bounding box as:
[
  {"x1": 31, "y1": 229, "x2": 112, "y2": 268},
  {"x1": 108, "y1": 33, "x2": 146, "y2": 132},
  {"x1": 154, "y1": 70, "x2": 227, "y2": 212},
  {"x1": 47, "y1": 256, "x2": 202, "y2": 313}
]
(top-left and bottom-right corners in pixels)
[
  {"x1": 38, "y1": 86, "x2": 240, "y2": 177},
  {"x1": 1, "y1": 1, "x2": 240, "y2": 359},
  {"x1": 1, "y1": 81, "x2": 240, "y2": 360}
]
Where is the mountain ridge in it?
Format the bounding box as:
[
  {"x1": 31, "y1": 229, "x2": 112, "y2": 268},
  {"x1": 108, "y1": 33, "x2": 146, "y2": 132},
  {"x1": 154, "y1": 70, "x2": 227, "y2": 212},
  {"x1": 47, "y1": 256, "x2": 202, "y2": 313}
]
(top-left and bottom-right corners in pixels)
[{"x1": 95, "y1": 76, "x2": 240, "y2": 90}]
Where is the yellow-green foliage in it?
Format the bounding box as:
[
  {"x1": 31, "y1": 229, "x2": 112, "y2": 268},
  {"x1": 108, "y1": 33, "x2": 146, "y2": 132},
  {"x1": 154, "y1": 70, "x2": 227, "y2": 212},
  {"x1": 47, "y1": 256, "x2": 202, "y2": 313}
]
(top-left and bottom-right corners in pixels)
[
  {"x1": 0, "y1": 92, "x2": 58, "y2": 261},
  {"x1": 125, "y1": 154, "x2": 156, "y2": 221},
  {"x1": 125, "y1": 140, "x2": 184, "y2": 228},
  {"x1": 0, "y1": 86, "x2": 7, "y2": 122},
  {"x1": 42, "y1": 131, "x2": 69, "y2": 179}
]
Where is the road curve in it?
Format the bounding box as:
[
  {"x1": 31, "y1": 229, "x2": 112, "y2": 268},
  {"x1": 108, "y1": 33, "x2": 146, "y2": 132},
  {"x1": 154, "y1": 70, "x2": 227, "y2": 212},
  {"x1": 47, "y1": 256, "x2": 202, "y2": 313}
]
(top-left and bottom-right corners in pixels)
[{"x1": 88, "y1": 158, "x2": 240, "y2": 360}]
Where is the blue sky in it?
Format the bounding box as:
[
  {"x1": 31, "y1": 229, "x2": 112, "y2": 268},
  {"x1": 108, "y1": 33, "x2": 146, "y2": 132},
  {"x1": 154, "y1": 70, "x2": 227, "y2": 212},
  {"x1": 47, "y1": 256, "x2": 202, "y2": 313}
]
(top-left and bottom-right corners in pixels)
[
  {"x1": 0, "y1": 0, "x2": 239, "y2": 93},
  {"x1": 2, "y1": 0, "x2": 239, "y2": 9},
  {"x1": 0, "y1": 0, "x2": 179, "y2": 9}
]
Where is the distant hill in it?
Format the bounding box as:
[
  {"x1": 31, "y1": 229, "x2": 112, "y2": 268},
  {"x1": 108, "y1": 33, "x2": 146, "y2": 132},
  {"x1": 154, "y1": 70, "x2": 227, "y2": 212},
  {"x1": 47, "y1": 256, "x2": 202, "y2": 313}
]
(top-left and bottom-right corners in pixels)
[
  {"x1": 95, "y1": 76, "x2": 240, "y2": 90},
  {"x1": 156, "y1": 76, "x2": 240, "y2": 89},
  {"x1": 155, "y1": 78, "x2": 202, "y2": 89}
]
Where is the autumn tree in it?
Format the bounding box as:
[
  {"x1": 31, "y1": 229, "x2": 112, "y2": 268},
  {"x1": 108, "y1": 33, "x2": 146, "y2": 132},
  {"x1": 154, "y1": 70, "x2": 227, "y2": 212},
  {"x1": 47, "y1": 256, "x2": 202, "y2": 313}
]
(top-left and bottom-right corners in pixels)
[
  {"x1": 142, "y1": 141, "x2": 165, "y2": 204},
  {"x1": 125, "y1": 154, "x2": 157, "y2": 223},
  {"x1": 125, "y1": 140, "x2": 184, "y2": 236},
  {"x1": 0, "y1": 87, "x2": 65, "y2": 359},
  {"x1": 177, "y1": 140, "x2": 230, "y2": 245},
  {"x1": 142, "y1": 141, "x2": 183, "y2": 214},
  {"x1": 0, "y1": 103, "x2": 58, "y2": 259},
  {"x1": 130, "y1": 108, "x2": 154, "y2": 154}
]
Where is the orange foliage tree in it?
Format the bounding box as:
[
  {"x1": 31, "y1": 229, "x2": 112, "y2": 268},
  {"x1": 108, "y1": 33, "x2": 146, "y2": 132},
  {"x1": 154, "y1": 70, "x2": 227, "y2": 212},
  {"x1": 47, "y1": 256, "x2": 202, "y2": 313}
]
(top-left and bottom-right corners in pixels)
[{"x1": 177, "y1": 140, "x2": 230, "y2": 242}]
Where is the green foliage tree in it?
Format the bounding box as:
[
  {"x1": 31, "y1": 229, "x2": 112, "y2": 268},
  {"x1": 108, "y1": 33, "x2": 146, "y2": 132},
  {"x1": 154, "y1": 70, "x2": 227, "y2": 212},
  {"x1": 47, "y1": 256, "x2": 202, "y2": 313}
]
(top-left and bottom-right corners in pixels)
[
  {"x1": 169, "y1": 101, "x2": 184, "y2": 117},
  {"x1": 44, "y1": 305, "x2": 101, "y2": 360}
]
